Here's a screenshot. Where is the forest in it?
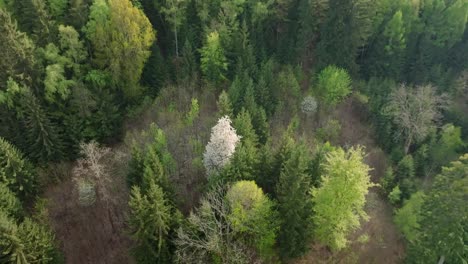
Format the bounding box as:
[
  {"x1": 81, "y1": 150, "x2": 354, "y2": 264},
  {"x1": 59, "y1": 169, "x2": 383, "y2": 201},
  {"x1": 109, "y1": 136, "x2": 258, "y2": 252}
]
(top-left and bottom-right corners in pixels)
[{"x1": 0, "y1": 0, "x2": 467, "y2": 263}]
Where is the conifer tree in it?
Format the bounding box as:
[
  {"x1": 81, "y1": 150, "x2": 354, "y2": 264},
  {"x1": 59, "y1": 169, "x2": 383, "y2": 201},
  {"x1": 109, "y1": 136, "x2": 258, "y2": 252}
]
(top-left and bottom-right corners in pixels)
[
  {"x1": 0, "y1": 8, "x2": 37, "y2": 90},
  {"x1": 0, "y1": 137, "x2": 37, "y2": 200},
  {"x1": 407, "y1": 154, "x2": 468, "y2": 263},
  {"x1": 0, "y1": 183, "x2": 22, "y2": 219},
  {"x1": 128, "y1": 182, "x2": 176, "y2": 263},
  {"x1": 217, "y1": 90, "x2": 233, "y2": 118},
  {"x1": 0, "y1": 212, "x2": 57, "y2": 263},
  {"x1": 276, "y1": 145, "x2": 312, "y2": 258}
]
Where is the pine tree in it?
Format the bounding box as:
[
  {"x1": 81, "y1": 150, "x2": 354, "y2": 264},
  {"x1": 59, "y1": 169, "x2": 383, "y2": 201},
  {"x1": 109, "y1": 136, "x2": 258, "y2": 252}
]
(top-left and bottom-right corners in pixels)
[
  {"x1": 0, "y1": 137, "x2": 37, "y2": 200},
  {"x1": 276, "y1": 145, "x2": 312, "y2": 258}
]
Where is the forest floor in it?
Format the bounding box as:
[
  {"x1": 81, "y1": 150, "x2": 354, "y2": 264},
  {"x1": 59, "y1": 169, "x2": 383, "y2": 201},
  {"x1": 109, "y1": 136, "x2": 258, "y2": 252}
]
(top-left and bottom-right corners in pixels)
[
  {"x1": 44, "y1": 87, "x2": 405, "y2": 263},
  {"x1": 293, "y1": 99, "x2": 406, "y2": 263}
]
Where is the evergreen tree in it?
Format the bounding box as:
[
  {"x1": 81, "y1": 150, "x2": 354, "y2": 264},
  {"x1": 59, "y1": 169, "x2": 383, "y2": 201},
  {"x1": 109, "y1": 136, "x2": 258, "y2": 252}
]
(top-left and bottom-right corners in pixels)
[
  {"x1": 0, "y1": 183, "x2": 22, "y2": 219},
  {"x1": 128, "y1": 182, "x2": 176, "y2": 263},
  {"x1": 276, "y1": 145, "x2": 312, "y2": 258},
  {"x1": 0, "y1": 212, "x2": 57, "y2": 264},
  {"x1": 0, "y1": 8, "x2": 37, "y2": 90},
  {"x1": 407, "y1": 154, "x2": 468, "y2": 263},
  {"x1": 217, "y1": 90, "x2": 233, "y2": 118},
  {"x1": 0, "y1": 137, "x2": 37, "y2": 200}
]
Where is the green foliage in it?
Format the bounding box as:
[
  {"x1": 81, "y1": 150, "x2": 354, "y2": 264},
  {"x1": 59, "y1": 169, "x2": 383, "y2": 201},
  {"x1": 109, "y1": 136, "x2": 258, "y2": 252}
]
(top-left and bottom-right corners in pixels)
[
  {"x1": 0, "y1": 8, "x2": 37, "y2": 90},
  {"x1": 185, "y1": 98, "x2": 199, "y2": 125},
  {"x1": 217, "y1": 90, "x2": 233, "y2": 118},
  {"x1": 394, "y1": 191, "x2": 425, "y2": 243},
  {"x1": 276, "y1": 144, "x2": 312, "y2": 258},
  {"x1": 226, "y1": 181, "x2": 279, "y2": 260},
  {"x1": 316, "y1": 66, "x2": 352, "y2": 106},
  {"x1": 129, "y1": 182, "x2": 176, "y2": 263},
  {"x1": 312, "y1": 146, "x2": 373, "y2": 250},
  {"x1": 407, "y1": 154, "x2": 468, "y2": 263},
  {"x1": 0, "y1": 137, "x2": 37, "y2": 200},
  {"x1": 0, "y1": 183, "x2": 22, "y2": 219},
  {"x1": 430, "y1": 124, "x2": 464, "y2": 167},
  {"x1": 200, "y1": 31, "x2": 228, "y2": 84},
  {"x1": 0, "y1": 212, "x2": 57, "y2": 263},
  {"x1": 388, "y1": 185, "x2": 402, "y2": 205},
  {"x1": 85, "y1": 0, "x2": 156, "y2": 98}
]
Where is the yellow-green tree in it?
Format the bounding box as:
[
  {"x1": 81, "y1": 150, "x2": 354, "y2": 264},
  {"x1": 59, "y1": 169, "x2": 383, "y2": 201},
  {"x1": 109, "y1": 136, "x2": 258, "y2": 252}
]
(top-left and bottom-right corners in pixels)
[
  {"x1": 85, "y1": 0, "x2": 156, "y2": 98},
  {"x1": 312, "y1": 146, "x2": 373, "y2": 250}
]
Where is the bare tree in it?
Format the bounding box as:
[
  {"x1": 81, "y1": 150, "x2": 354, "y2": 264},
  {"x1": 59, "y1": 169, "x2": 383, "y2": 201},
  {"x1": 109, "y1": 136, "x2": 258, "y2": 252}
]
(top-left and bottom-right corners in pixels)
[
  {"x1": 174, "y1": 186, "x2": 256, "y2": 264},
  {"x1": 385, "y1": 84, "x2": 449, "y2": 154},
  {"x1": 73, "y1": 141, "x2": 125, "y2": 206}
]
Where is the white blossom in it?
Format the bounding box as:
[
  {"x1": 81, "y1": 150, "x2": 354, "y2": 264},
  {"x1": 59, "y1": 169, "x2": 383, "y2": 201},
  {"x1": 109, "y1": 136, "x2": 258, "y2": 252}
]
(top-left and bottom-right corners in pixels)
[
  {"x1": 301, "y1": 96, "x2": 318, "y2": 114},
  {"x1": 203, "y1": 116, "x2": 240, "y2": 176}
]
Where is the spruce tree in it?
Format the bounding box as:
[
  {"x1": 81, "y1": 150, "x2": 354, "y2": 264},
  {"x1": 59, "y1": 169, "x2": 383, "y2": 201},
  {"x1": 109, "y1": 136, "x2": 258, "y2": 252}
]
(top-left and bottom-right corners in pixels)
[
  {"x1": 128, "y1": 182, "x2": 176, "y2": 263},
  {"x1": 0, "y1": 137, "x2": 37, "y2": 200},
  {"x1": 276, "y1": 145, "x2": 312, "y2": 258},
  {"x1": 0, "y1": 183, "x2": 22, "y2": 219}
]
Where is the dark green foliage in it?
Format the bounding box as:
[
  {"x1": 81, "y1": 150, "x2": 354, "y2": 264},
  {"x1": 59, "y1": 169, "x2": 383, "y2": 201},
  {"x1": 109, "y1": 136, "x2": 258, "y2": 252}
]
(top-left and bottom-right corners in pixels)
[
  {"x1": 129, "y1": 182, "x2": 178, "y2": 264},
  {"x1": 276, "y1": 144, "x2": 312, "y2": 258},
  {"x1": 395, "y1": 155, "x2": 416, "y2": 200},
  {"x1": 407, "y1": 154, "x2": 468, "y2": 263},
  {"x1": 21, "y1": 91, "x2": 64, "y2": 162},
  {"x1": 141, "y1": 43, "x2": 169, "y2": 97},
  {"x1": 0, "y1": 137, "x2": 37, "y2": 201}
]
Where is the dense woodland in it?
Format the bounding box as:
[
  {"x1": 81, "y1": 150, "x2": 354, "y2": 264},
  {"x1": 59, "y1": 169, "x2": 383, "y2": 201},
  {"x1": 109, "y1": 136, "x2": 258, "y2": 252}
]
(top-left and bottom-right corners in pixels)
[{"x1": 0, "y1": 0, "x2": 467, "y2": 263}]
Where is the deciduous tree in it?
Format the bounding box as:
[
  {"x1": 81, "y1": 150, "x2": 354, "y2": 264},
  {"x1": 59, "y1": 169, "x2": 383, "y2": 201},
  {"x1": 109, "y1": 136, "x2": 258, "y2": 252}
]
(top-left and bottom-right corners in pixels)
[{"x1": 312, "y1": 146, "x2": 373, "y2": 250}]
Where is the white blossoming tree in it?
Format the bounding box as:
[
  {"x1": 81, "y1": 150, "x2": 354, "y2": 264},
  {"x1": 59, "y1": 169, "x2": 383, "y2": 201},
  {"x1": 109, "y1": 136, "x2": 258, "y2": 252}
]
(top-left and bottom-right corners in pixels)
[{"x1": 203, "y1": 116, "x2": 240, "y2": 176}]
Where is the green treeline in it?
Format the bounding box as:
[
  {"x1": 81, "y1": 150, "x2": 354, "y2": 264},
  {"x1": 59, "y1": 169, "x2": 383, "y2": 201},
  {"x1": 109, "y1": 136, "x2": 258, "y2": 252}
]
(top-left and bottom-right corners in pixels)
[{"x1": 0, "y1": 0, "x2": 467, "y2": 263}]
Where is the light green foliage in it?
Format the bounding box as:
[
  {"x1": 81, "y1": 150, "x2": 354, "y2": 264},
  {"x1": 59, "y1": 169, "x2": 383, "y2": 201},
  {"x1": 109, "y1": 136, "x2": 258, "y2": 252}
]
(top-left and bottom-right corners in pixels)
[
  {"x1": 0, "y1": 212, "x2": 57, "y2": 263},
  {"x1": 407, "y1": 154, "x2": 468, "y2": 263},
  {"x1": 430, "y1": 124, "x2": 464, "y2": 167},
  {"x1": 388, "y1": 185, "x2": 401, "y2": 205},
  {"x1": 312, "y1": 146, "x2": 373, "y2": 250},
  {"x1": 394, "y1": 191, "x2": 425, "y2": 243},
  {"x1": 0, "y1": 137, "x2": 37, "y2": 200},
  {"x1": 0, "y1": 183, "x2": 22, "y2": 219},
  {"x1": 226, "y1": 181, "x2": 279, "y2": 260},
  {"x1": 129, "y1": 182, "x2": 174, "y2": 263},
  {"x1": 276, "y1": 144, "x2": 312, "y2": 258},
  {"x1": 185, "y1": 98, "x2": 199, "y2": 125},
  {"x1": 85, "y1": 0, "x2": 156, "y2": 98},
  {"x1": 217, "y1": 90, "x2": 233, "y2": 118},
  {"x1": 317, "y1": 65, "x2": 352, "y2": 106},
  {"x1": 44, "y1": 63, "x2": 74, "y2": 102},
  {"x1": 200, "y1": 31, "x2": 228, "y2": 84},
  {"x1": 58, "y1": 25, "x2": 87, "y2": 76}
]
